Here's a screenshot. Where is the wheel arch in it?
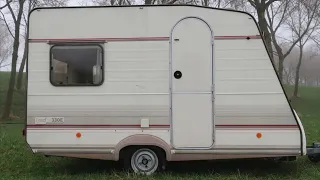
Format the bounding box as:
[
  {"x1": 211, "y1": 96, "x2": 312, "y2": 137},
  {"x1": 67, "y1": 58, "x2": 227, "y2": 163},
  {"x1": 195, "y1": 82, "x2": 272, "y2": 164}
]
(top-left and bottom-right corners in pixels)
[{"x1": 114, "y1": 134, "x2": 172, "y2": 161}]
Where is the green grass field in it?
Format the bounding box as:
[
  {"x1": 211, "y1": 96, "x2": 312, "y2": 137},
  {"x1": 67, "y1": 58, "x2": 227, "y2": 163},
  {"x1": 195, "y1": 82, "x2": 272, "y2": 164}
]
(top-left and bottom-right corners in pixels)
[
  {"x1": 0, "y1": 71, "x2": 25, "y2": 123},
  {"x1": 0, "y1": 71, "x2": 319, "y2": 179}
]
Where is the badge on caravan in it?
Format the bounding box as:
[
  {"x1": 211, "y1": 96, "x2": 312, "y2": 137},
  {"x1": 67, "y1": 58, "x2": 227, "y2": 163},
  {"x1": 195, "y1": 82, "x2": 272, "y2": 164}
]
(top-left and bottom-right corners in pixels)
[{"x1": 35, "y1": 117, "x2": 65, "y2": 124}]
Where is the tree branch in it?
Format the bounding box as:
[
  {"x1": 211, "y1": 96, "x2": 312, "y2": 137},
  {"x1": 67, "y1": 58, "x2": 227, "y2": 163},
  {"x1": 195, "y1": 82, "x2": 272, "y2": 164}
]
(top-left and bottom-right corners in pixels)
[
  {"x1": 6, "y1": 0, "x2": 17, "y2": 23},
  {"x1": 166, "y1": 0, "x2": 178, "y2": 4},
  {"x1": 0, "y1": 0, "x2": 12, "y2": 9},
  {"x1": 0, "y1": 62, "x2": 11, "y2": 68},
  {"x1": 247, "y1": 0, "x2": 256, "y2": 8},
  {"x1": 274, "y1": 0, "x2": 290, "y2": 33},
  {"x1": 0, "y1": 10, "x2": 14, "y2": 38},
  {"x1": 125, "y1": 0, "x2": 131, "y2": 5},
  {"x1": 283, "y1": 0, "x2": 320, "y2": 58},
  {"x1": 266, "y1": 0, "x2": 280, "y2": 8},
  {"x1": 266, "y1": 3, "x2": 274, "y2": 30}
]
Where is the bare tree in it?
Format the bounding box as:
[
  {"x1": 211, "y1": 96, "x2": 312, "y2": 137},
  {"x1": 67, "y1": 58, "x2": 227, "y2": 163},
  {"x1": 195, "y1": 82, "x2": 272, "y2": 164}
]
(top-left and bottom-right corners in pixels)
[
  {"x1": 298, "y1": 46, "x2": 319, "y2": 86},
  {"x1": 16, "y1": 0, "x2": 69, "y2": 91},
  {"x1": 92, "y1": 0, "x2": 132, "y2": 6},
  {"x1": 287, "y1": 0, "x2": 320, "y2": 97},
  {"x1": 190, "y1": 0, "x2": 242, "y2": 8},
  {"x1": 266, "y1": 0, "x2": 294, "y2": 82},
  {"x1": 0, "y1": 21, "x2": 11, "y2": 69},
  {"x1": 1, "y1": 0, "x2": 25, "y2": 120},
  {"x1": 247, "y1": 0, "x2": 280, "y2": 63},
  {"x1": 313, "y1": 31, "x2": 320, "y2": 47},
  {"x1": 218, "y1": 1, "x2": 279, "y2": 63},
  {"x1": 34, "y1": 0, "x2": 68, "y2": 7},
  {"x1": 15, "y1": 0, "x2": 31, "y2": 91},
  {"x1": 266, "y1": 0, "x2": 320, "y2": 84},
  {"x1": 0, "y1": 0, "x2": 12, "y2": 10},
  {"x1": 282, "y1": 45, "x2": 300, "y2": 85},
  {"x1": 211, "y1": 0, "x2": 235, "y2": 8}
]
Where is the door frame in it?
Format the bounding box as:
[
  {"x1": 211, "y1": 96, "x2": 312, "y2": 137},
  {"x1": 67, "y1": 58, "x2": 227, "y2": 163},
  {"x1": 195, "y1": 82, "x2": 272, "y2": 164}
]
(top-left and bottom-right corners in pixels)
[{"x1": 169, "y1": 16, "x2": 216, "y2": 149}]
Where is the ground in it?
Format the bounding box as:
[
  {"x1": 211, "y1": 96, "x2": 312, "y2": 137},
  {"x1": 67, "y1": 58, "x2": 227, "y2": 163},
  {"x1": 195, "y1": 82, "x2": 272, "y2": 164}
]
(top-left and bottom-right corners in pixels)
[
  {"x1": 0, "y1": 71, "x2": 319, "y2": 179},
  {"x1": 0, "y1": 71, "x2": 25, "y2": 123}
]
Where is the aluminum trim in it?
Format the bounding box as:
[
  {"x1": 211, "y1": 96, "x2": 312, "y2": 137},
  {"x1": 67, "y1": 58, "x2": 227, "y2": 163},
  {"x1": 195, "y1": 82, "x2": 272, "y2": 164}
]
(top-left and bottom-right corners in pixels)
[
  {"x1": 34, "y1": 148, "x2": 114, "y2": 154},
  {"x1": 171, "y1": 149, "x2": 300, "y2": 155},
  {"x1": 172, "y1": 92, "x2": 212, "y2": 94}
]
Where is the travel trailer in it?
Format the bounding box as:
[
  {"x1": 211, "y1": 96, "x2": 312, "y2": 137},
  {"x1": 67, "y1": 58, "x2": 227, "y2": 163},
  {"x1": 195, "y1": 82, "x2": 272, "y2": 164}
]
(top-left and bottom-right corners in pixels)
[{"x1": 25, "y1": 5, "x2": 319, "y2": 175}]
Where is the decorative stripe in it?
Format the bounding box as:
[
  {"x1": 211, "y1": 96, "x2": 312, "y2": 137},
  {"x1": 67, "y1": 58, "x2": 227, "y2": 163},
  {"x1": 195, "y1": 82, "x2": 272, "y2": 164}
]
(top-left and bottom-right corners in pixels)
[
  {"x1": 32, "y1": 146, "x2": 114, "y2": 149},
  {"x1": 216, "y1": 124, "x2": 298, "y2": 128},
  {"x1": 214, "y1": 35, "x2": 261, "y2": 40},
  {"x1": 27, "y1": 124, "x2": 170, "y2": 128},
  {"x1": 28, "y1": 92, "x2": 170, "y2": 96},
  {"x1": 28, "y1": 92, "x2": 284, "y2": 96},
  {"x1": 26, "y1": 124, "x2": 298, "y2": 128},
  {"x1": 172, "y1": 149, "x2": 299, "y2": 155},
  {"x1": 34, "y1": 149, "x2": 113, "y2": 154},
  {"x1": 28, "y1": 35, "x2": 261, "y2": 43},
  {"x1": 216, "y1": 92, "x2": 283, "y2": 95},
  {"x1": 29, "y1": 37, "x2": 169, "y2": 42}
]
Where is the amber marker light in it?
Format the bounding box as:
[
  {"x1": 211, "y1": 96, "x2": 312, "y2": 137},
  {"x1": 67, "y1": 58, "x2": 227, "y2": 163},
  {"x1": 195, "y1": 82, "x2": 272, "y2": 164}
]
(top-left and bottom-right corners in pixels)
[
  {"x1": 256, "y1": 133, "x2": 262, "y2": 139},
  {"x1": 76, "y1": 132, "x2": 82, "y2": 138}
]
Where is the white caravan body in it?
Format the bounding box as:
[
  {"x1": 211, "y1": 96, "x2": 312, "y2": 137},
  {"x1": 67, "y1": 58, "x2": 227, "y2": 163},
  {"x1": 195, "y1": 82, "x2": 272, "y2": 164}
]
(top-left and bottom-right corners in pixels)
[{"x1": 26, "y1": 5, "x2": 306, "y2": 165}]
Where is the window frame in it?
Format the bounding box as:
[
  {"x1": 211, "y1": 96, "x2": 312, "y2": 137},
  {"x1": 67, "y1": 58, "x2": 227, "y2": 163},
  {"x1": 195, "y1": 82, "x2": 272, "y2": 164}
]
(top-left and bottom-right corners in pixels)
[{"x1": 49, "y1": 43, "x2": 105, "y2": 87}]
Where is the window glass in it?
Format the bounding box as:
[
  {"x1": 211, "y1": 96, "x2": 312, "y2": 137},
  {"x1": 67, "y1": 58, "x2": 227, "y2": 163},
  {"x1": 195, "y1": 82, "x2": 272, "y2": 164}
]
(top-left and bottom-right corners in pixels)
[{"x1": 50, "y1": 45, "x2": 103, "y2": 86}]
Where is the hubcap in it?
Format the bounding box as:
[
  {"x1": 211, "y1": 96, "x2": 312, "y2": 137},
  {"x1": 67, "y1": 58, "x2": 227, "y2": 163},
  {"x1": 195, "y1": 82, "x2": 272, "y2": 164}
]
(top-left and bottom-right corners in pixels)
[{"x1": 131, "y1": 148, "x2": 158, "y2": 175}]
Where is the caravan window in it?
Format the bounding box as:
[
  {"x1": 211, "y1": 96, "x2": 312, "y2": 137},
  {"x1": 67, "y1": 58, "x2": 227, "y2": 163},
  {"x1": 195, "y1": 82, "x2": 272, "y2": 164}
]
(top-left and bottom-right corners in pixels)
[{"x1": 50, "y1": 45, "x2": 104, "y2": 86}]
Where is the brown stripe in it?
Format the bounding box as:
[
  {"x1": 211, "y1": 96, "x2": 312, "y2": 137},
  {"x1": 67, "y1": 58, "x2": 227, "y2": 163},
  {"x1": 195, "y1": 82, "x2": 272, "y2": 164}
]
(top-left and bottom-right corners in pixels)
[
  {"x1": 29, "y1": 37, "x2": 169, "y2": 43},
  {"x1": 26, "y1": 124, "x2": 298, "y2": 129},
  {"x1": 214, "y1": 35, "x2": 261, "y2": 40},
  {"x1": 27, "y1": 124, "x2": 170, "y2": 128},
  {"x1": 28, "y1": 35, "x2": 261, "y2": 43},
  {"x1": 216, "y1": 124, "x2": 298, "y2": 128}
]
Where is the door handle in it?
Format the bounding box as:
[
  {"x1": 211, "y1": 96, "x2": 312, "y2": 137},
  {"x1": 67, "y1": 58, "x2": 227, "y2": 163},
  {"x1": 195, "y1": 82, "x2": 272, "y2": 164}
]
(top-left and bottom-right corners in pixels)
[{"x1": 174, "y1": 71, "x2": 182, "y2": 79}]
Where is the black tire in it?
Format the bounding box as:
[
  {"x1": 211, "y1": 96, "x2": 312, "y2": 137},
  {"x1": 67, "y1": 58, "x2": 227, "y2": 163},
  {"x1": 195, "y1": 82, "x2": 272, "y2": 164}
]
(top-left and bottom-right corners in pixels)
[
  {"x1": 308, "y1": 154, "x2": 320, "y2": 163},
  {"x1": 123, "y1": 147, "x2": 166, "y2": 175}
]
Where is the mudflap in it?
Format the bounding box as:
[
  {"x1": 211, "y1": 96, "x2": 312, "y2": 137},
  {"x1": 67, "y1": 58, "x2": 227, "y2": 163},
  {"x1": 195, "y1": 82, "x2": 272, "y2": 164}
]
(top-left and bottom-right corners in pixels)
[{"x1": 307, "y1": 142, "x2": 320, "y2": 163}]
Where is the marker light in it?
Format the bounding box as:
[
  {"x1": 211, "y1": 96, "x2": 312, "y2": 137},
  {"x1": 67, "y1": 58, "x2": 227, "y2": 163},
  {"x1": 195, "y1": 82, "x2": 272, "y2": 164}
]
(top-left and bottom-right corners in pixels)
[
  {"x1": 76, "y1": 132, "x2": 81, "y2": 138},
  {"x1": 256, "y1": 133, "x2": 262, "y2": 139}
]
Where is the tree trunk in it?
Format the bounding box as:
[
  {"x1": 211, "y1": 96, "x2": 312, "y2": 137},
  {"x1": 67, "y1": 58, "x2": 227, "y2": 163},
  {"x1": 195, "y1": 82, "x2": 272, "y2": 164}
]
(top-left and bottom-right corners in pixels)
[
  {"x1": 145, "y1": 0, "x2": 152, "y2": 4},
  {"x1": 257, "y1": 7, "x2": 274, "y2": 63},
  {"x1": 16, "y1": 44, "x2": 27, "y2": 91},
  {"x1": 17, "y1": 0, "x2": 32, "y2": 91},
  {"x1": 270, "y1": 28, "x2": 285, "y2": 82},
  {"x1": 204, "y1": 0, "x2": 208, "y2": 7},
  {"x1": 1, "y1": 41, "x2": 19, "y2": 120},
  {"x1": 277, "y1": 56, "x2": 284, "y2": 83},
  {"x1": 1, "y1": 0, "x2": 25, "y2": 120},
  {"x1": 293, "y1": 45, "x2": 303, "y2": 98}
]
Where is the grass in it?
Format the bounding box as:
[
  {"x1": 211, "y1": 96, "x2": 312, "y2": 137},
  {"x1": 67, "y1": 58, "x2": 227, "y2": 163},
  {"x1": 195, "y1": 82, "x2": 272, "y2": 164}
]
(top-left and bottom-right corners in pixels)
[
  {"x1": 0, "y1": 71, "x2": 320, "y2": 179},
  {"x1": 0, "y1": 71, "x2": 25, "y2": 123},
  {"x1": 284, "y1": 85, "x2": 320, "y2": 145}
]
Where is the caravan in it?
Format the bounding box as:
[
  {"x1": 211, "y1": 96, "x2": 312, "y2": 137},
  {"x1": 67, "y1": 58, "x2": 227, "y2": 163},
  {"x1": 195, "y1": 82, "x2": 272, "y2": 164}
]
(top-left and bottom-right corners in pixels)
[{"x1": 25, "y1": 5, "x2": 320, "y2": 175}]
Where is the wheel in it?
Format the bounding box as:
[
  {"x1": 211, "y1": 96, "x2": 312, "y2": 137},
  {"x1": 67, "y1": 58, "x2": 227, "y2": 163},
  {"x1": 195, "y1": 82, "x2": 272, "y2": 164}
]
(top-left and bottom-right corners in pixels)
[
  {"x1": 308, "y1": 155, "x2": 320, "y2": 163},
  {"x1": 123, "y1": 147, "x2": 165, "y2": 175}
]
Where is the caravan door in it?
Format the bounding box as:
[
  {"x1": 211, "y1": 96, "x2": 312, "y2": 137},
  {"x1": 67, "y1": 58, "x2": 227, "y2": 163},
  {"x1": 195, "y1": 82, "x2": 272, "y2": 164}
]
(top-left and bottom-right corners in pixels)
[{"x1": 170, "y1": 17, "x2": 214, "y2": 149}]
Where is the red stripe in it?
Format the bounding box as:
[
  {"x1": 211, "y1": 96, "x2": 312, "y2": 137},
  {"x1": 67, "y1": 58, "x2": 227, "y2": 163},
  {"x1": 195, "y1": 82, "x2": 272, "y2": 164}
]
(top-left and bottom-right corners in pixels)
[
  {"x1": 29, "y1": 37, "x2": 169, "y2": 42},
  {"x1": 27, "y1": 124, "x2": 170, "y2": 128},
  {"x1": 26, "y1": 124, "x2": 297, "y2": 128},
  {"x1": 214, "y1": 35, "x2": 261, "y2": 39},
  {"x1": 28, "y1": 35, "x2": 261, "y2": 42},
  {"x1": 216, "y1": 124, "x2": 298, "y2": 128}
]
